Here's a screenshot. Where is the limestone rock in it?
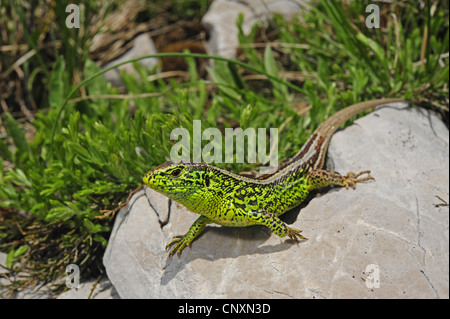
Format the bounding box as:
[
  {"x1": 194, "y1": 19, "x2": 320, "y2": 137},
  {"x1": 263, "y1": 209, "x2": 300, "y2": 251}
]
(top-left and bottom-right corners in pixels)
[
  {"x1": 202, "y1": 0, "x2": 309, "y2": 58},
  {"x1": 0, "y1": 252, "x2": 118, "y2": 299},
  {"x1": 57, "y1": 278, "x2": 119, "y2": 299},
  {"x1": 103, "y1": 103, "x2": 449, "y2": 298},
  {"x1": 102, "y1": 33, "x2": 159, "y2": 87},
  {"x1": 0, "y1": 252, "x2": 53, "y2": 299}
]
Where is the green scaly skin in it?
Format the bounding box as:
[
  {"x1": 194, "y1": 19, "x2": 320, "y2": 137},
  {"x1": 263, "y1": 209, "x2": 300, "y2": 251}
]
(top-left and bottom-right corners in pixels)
[{"x1": 143, "y1": 98, "x2": 404, "y2": 257}]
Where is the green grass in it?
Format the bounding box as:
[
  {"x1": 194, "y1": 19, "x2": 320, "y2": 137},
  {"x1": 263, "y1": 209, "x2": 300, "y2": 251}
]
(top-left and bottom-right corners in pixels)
[{"x1": 0, "y1": 0, "x2": 448, "y2": 296}]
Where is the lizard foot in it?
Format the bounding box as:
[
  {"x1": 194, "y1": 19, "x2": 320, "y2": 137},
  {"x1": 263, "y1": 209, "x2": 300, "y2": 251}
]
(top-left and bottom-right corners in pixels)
[
  {"x1": 286, "y1": 226, "x2": 308, "y2": 245},
  {"x1": 166, "y1": 235, "x2": 191, "y2": 258},
  {"x1": 343, "y1": 170, "x2": 374, "y2": 189},
  {"x1": 165, "y1": 216, "x2": 210, "y2": 258}
]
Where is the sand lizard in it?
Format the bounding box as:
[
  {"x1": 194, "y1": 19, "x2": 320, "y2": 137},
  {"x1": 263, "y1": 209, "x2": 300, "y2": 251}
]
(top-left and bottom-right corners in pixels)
[{"x1": 143, "y1": 98, "x2": 404, "y2": 257}]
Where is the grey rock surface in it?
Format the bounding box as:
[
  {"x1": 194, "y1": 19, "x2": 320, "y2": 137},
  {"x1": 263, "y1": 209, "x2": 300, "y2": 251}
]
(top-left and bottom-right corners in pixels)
[
  {"x1": 0, "y1": 252, "x2": 118, "y2": 299},
  {"x1": 0, "y1": 252, "x2": 53, "y2": 299},
  {"x1": 102, "y1": 33, "x2": 159, "y2": 87},
  {"x1": 103, "y1": 103, "x2": 449, "y2": 298},
  {"x1": 99, "y1": 0, "x2": 309, "y2": 86},
  {"x1": 202, "y1": 0, "x2": 309, "y2": 58},
  {"x1": 57, "y1": 278, "x2": 120, "y2": 299}
]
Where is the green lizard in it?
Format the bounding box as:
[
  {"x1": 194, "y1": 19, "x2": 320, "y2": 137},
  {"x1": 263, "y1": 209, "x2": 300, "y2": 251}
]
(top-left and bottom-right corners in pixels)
[{"x1": 143, "y1": 98, "x2": 404, "y2": 257}]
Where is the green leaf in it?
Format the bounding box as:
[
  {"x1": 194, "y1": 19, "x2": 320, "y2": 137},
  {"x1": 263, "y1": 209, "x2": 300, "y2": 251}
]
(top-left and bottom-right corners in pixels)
[
  {"x1": 207, "y1": 61, "x2": 241, "y2": 100},
  {"x1": 49, "y1": 57, "x2": 65, "y2": 109},
  {"x1": 0, "y1": 138, "x2": 12, "y2": 161},
  {"x1": 0, "y1": 156, "x2": 3, "y2": 182},
  {"x1": 14, "y1": 245, "x2": 29, "y2": 258},
  {"x1": 0, "y1": 183, "x2": 18, "y2": 205},
  {"x1": 184, "y1": 51, "x2": 198, "y2": 81},
  {"x1": 264, "y1": 46, "x2": 279, "y2": 79},
  {"x1": 84, "y1": 59, "x2": 109, "y2": 109},
  {"x1": 263, "y1": 45, "x2": 288, "y2": 99},
  {"x1": 67, "y1": 111, "x2": 80, "y2": 140},
  {"x1": 83, "y1": 218, "x2": 101, "y2": 233},
  {"x1": 5, "y1": 249, "x2": 15, "y2": 268},
  {"x1": 4, "y1": 113, "x2": 29, "y2": 155},
  {"x1": 39, "y1": 180, "x2": 65, "y2": 197},
  {"x1": 66, "y1": 142, "x2": 92, "y2": 162},
  {"x1": 94, "y1": 234, "x2": 108, "y2": 247},
  {"x1": 240, "y1": 104, "x2": 259, "y2": 129},
  {"x1": 84, "y1": 59, "x2": 107, "y2": 95},
  {"x1": 7, "y1": 168, "x2": 31, "y2": 187},
  {"x1": 45, "y1": 206, "x2": 75, "y2": 222},
  {"x1": 355, "y1": 32, "x2": 389, "y2": 78},
  {"x1": 5, "y1": 245, "x2": 29, "y2": 268},
  {"x1": 356, "y1": 33, "x2": 384, "y2": 60}
]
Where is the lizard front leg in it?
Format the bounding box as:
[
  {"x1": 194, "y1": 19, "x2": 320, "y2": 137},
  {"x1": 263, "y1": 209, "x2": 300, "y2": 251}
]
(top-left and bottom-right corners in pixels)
[
  {"x1": 248, "y1": 211, "x2": 308, "y2": 244},
  {"x1": 166, "y1": 215, "x2": 212, "y2": 258},
  {"x1": 307, "y1": 169, "x2": 374, "y2": 190}
]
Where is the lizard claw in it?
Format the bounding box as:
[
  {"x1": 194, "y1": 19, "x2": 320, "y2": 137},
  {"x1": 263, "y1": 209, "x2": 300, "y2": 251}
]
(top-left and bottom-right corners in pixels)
[
  {"x1": 286, "y1": 226, "x2": 308, "y2": 245},
  {"x1": 343, "y1": 170, "x2": 375, "y2": 189},
  {"x1": 166, "y1": 235, "x2": 191, "y2": 258}
]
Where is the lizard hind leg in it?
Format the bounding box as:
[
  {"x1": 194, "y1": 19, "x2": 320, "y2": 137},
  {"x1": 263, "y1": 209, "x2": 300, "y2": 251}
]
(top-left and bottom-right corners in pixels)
[
  {"x1": 307, "y1": 169, "x2": 374, "y2": 190},
  {"x1": 342, "y1": 170, "x2": 375, "y2": 189}
]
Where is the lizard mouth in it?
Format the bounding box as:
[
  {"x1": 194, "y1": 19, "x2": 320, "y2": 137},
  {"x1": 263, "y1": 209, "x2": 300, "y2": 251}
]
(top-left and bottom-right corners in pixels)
[
  {"x1": 143, "y1": 173, "x2": 156, "y2": 187},
  {"x1": 143, "y1": 173, "x2": 150, "y2": 185}
]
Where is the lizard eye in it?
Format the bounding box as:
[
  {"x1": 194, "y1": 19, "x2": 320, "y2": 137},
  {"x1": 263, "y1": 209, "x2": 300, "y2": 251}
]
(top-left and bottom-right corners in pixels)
[{"x1": 170, "y1": 168, "x2": 182, "y2": 177}]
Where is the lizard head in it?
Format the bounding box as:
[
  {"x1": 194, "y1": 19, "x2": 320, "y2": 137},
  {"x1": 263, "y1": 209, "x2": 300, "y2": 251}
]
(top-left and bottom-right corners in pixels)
[{"x1": 143, "y1": 162, "x2": 210, "y2": 204}]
